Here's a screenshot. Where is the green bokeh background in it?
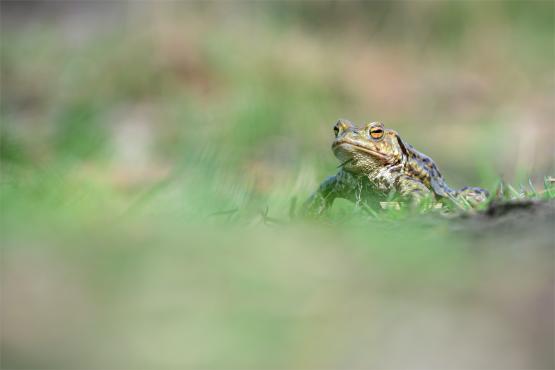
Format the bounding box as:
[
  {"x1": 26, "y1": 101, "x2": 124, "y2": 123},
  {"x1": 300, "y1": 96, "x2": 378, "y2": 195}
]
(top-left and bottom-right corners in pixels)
[{"x1": 1, "y1": 2, "x2": 554, "y2": 369}]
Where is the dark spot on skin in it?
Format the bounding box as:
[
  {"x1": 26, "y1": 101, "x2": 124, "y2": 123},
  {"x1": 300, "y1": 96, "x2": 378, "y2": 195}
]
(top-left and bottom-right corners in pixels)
[{"x1": 395, "y1": 135, "x2": 410, "y2": 158}]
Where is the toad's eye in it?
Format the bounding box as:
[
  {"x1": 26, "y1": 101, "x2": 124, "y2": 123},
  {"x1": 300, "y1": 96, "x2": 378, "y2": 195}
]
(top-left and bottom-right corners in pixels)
[
  {"x1": 334, "y1": 126, "x2": 339, "y2": 137},
  {"x1": 370, "y1": 128, "x2": 384, "y2": 140}
]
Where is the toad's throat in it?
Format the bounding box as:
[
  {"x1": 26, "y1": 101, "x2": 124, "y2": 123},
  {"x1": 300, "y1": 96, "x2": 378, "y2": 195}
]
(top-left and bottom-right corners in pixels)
[{"x1": 332, "y1": 141, "x2": 390, "y2": 161}]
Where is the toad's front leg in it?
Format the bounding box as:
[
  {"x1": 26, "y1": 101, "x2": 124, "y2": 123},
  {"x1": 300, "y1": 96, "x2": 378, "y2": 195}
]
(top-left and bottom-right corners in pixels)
[
  {"x1": 302, "y1": 170, "x2": 368, "y2": 216},
  {"x1": 302, "y1": 175, "x2": 341, "y2": 216},
  {"x1": 394, "y1": 175, "x2": 433, "y2": 206}
]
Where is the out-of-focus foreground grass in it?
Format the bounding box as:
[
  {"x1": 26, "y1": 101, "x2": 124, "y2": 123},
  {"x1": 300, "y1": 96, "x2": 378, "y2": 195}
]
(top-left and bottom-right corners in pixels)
[{"x1": 1, "y1": 2, "x2": 554, "y2": 369}]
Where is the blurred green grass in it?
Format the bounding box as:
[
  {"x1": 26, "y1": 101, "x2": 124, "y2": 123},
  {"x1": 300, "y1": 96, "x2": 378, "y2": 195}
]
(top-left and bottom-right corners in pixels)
[{"x1": 1, "y1": 2, "x2": 554, "y2": 369}]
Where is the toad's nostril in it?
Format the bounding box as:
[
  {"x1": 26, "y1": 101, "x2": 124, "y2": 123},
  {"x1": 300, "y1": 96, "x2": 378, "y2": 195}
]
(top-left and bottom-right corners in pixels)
[
  {"x1": 334, "y1": 119, "x2": 355, "y2": 136},
  {"x1": 334, "y1": 122, "x2": 345, "y2": 137}
]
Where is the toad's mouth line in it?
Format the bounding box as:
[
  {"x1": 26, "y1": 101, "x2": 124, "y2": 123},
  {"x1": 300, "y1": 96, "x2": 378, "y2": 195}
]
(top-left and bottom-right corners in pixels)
[{"x1": 332, "y1": 141, "x2": 390, "y2": 161}]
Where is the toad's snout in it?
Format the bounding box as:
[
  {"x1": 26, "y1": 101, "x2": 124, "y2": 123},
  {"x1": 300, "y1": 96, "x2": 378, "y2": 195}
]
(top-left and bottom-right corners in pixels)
[{"x1": 334, "y1": 119, "x2": 355, "y2": 138}]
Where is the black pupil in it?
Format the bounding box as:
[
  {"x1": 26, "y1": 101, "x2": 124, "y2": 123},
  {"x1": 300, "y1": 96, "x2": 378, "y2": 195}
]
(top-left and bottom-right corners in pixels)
[
  {"x1": 371, "y1": 129, "x2": 383, "y2": 135},
  {"x1": 334, "y1": 127, "x2": 339, "y2": 135}
]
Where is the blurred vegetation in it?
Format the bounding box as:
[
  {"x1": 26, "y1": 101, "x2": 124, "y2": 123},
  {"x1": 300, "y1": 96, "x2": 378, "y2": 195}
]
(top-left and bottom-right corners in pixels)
[{"x1": 1, "y1": 2, "x2": 554, "y2": 369}]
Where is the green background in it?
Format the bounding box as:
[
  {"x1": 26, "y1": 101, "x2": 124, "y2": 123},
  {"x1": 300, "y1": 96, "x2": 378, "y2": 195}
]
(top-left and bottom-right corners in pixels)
[{"x1": 1, "y1": 2, "x2": 554, "y2": 369}]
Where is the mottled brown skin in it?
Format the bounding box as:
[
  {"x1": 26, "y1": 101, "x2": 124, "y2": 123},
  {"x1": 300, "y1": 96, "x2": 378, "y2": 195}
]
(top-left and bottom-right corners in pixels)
[{"x1": 303, "y1": 119, "x2": 489, "y2": 215}]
